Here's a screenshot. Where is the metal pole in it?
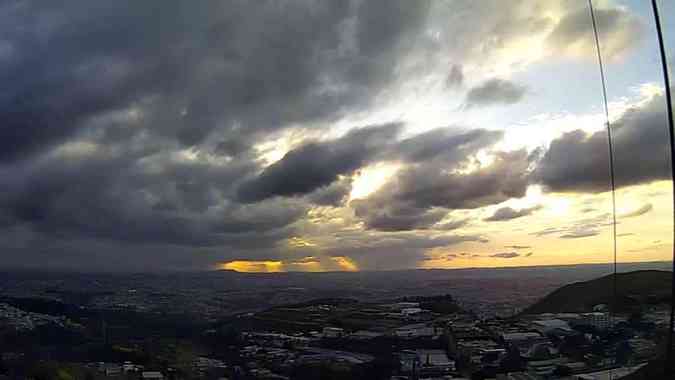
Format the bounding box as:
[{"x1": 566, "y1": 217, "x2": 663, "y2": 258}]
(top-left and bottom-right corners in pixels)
[
  {"x1": 588, "y1": 0, "x2": 618, "y2": 348},
  {"x1": 650, "y1": 0, "x2": 675, "y2": 375}
]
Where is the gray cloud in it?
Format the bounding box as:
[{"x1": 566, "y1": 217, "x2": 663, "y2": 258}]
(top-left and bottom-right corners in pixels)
[
  {"x1": 490, "y1": 252, "x2": 520, "y2": 259},
  {"x1": 619, "y1": 203, "x2": 653, "y2": 218},
  {"x1": 505, "y1": 245, "x2": 531, "y2": 249},
  {"x1": 560, "y1": 230, "x2": 599, "y2": 239},
  {"x1": 547, "y1": 6, "x2": 644, "y2": 60},
  {"x1": 350, "y1": 128, "x2": 513, "y2": 232},
  {"x1": 528, "y1": 212, "x2": 612, "y2": 240},
  {"x1": 0, "y1": 0, "x2": 436, "y2": 268},
  {"x1": 353, "y1": 204, "x2": 448, "y2": 232},
  {"x1": 0, "y1": 142, "x2": 304, "y2": 248},
  {"x1": 354, "y1": 150, "x2": 532, "y2": 232},
  {"x1": 392, "y1": 150, "x2": 531, "y2": 209},
  {"x1": 237, "y1": 123, "x2": 400, "y2": 202},
  {"x1": 535, "y1": 93, "x2": 671, "y2": 192},
  {"x1": 306, "y1": 177, "x2": 353, "y2": 207},
  {"x1": 484, "y1": 205, "x2": 542, "y2": 222},
  {"x1": 393, "y1": 128, "x2": 503, "y2": 164},
  {"x1": 0, "y1": 0, "x2": 651, "y2": 271},
  {"x1": 465, "y1": 78, "x2": 526, "y2": 107},
  {"x1": 356, "y1": 146, "x2": 533, "y2": 233},
  {"x1": 329, "y1": 233, "x2": 487, "y2": 270},
  {"x1": 446, "y1": 64, "x2": 464, "y2": 88},
  {"x1": 0, "y1": 0, "x2": 434, "y2": 163}
]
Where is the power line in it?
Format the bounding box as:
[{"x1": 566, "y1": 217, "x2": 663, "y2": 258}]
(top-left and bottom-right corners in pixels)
[{"x1": 588, "y1": 1, "x2": 618, "y2": 365}]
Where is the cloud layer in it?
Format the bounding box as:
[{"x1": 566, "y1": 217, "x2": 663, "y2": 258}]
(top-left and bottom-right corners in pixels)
[{"x1": 0, "y1": 0, "x2": 658, "y2": 271}]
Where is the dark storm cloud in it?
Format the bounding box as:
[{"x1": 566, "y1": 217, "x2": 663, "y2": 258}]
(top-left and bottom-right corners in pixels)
[
  {"x1": 490, "y1": 252, "x2": 520, "y2": 259},
  {"x1": 0, "y1": 146, "x2": 304, "y2": 247},
  {"x1": 386, "y1": 150, "x2": 531, "y2": 209},
  {"x1": 237, "y1": 123, "x2": 400, "y2": 202},
  {"x1": 464, "y1": 78, "x2": 527, "y2": 107},
  {"x1": 0, "y1": 0, "x2": 441, "y2": 270},
  {"x1": 535, "y1": 93, "x2": 671, "y2": 193},
  {"x1": 484, "y1": 205, "x2": 542, "y2": 222},
  {"x1": 619, "y1": 203, "x2": 653, "y2": 218},
  {"x1": 240, "y1": 126, "x2": 502, "y2": 206},
  {"x1": 0, "y1": 0, "x2": 432, "y2": 162},
  {"x1": 352, "y1": 204, "x2": 448, "y2": 232},
  {"x1": 0, "y1": 0, "x2": 649, "y2": 272}
]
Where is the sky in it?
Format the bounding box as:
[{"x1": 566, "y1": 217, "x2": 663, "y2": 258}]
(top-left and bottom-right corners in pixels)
[{"x1": 0, "y1": 0, "x2": 674, "y2": 272}]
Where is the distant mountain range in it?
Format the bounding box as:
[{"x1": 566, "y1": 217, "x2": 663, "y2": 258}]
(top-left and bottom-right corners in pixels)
[{"x1": 523, "y1": 270, "x2": 672, "y2": 314}]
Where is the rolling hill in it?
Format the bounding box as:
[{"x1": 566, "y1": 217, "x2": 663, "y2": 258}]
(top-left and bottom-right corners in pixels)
[{"x1": 522, "y1": 270, "x2": 672, "y2": 314}]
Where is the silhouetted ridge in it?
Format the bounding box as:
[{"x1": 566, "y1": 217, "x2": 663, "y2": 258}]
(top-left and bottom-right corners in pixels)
[{"x1": 523, "y1": 270, "x2": 672, "y2": 314}]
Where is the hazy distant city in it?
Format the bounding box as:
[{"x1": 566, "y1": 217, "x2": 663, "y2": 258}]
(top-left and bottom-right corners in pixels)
[{"x1": 0, "y1": 262, "x2": 672, "y2": 379}]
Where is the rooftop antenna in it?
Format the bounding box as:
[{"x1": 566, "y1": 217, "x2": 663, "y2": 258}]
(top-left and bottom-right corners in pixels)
[{"x1": 650, "y1": 0, "x2": 675, "y2": 374}]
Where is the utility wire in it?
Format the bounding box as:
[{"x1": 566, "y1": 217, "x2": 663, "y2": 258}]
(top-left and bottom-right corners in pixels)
[
  {"x1": 651, "y1": 0, "x2": 675, "y2": 374},
  {"x1": 588, "y1": 3, "x2": 619, "y2": 377}
]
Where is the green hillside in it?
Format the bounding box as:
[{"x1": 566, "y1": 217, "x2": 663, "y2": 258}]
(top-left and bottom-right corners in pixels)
[{"x1": 523, "y1": 270, "x2": 672, "y2": 314}]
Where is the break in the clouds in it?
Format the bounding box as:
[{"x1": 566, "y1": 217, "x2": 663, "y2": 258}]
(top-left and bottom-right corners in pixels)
[
  {"x1": 0, "y1": 0, "x2": 664, "y2": 271},
  {"x1": 237, "y1": 123, "x2": 399, "y2": 202},
  {"x1": 352, "y1": 149, "x2": 533, "y2": 232}
]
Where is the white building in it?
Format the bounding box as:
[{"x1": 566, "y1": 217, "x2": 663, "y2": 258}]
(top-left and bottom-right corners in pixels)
[
  {"x1": 580, "y1": 312, "x2": 610, "y2": 330},
  {"x1": 391, "y1": 302, "x2": 419, "y2": 309},
  {"x1": 322, "y1": 327, "x2": 345, "y2": 338},
  {"x1": 394, "y1": 323, "x2": 437, "y2": 338},
  {"x1": 401, "y1": 307, "x2": 423, "y2": 316},
  {"x1": 524, "y1": 344, "x2": 563, "y2": 377},
  {"x1": 502, "y1": 332, "x2": 549, "y2": 354},
  {"x1": 142, "y1": 371, "x2": 164, "y2": 380},
  {"x1": 574, "y1": 363, "x2": 647, "y2": 379},
  {"x1": 531, "y1": 319, "x2": 572, "y2": 334}
]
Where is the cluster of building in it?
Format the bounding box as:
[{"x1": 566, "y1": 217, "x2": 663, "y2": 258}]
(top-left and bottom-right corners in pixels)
[
  {"x1": 68, "y1": 361, "x2": 170, "y2": 379},
  {"x1": 0, "y1": 291, "x2": 668, "y2": 380},
  {"x1": 228, "y1": 298, "x2": 666, "y2": 380},
  {"x1": 441, "y1": 307, "x2": 662, "y2": 380},
  {"x1": 85, "y1": 359, "x2": 229, "y2": 379},
  {"x1": 0, "y1": 303, "x2": 66, "y2": 331}
]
